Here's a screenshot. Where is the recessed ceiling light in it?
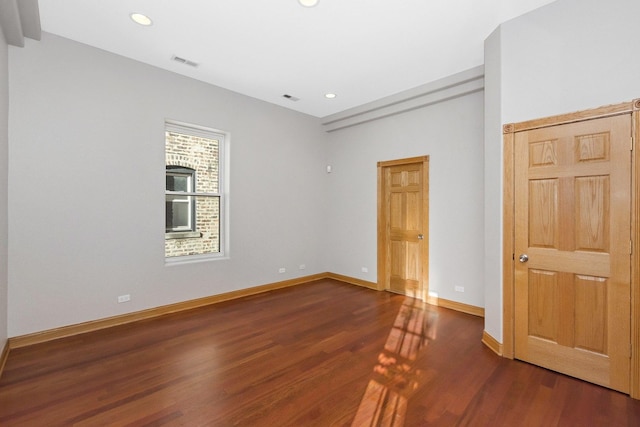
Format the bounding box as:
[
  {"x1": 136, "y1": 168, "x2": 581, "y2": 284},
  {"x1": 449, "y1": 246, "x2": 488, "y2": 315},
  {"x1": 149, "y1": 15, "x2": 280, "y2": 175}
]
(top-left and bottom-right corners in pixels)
[
  {"x1": 299, "y1": 0, "x2": 319, "y2": 8},
  {"x1": 130, "y1": 13, "x2": 153, "y2": 26},
  {"x1": 325, "y1": 93, "x2": 337, "y2": 99}
]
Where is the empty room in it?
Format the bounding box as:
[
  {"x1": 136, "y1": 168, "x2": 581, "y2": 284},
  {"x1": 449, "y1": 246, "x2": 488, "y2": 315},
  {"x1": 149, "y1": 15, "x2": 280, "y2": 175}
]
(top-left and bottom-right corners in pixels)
[{"x1": 1, "y1": 0, "x2": 640, "y2": 425}]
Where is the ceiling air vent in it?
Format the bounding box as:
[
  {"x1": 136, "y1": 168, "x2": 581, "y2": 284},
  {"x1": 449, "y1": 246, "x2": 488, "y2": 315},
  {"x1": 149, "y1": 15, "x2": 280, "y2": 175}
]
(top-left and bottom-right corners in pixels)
[
  {"x1": 282, "y1": 94, "x2": 300, "y2": 102},
  {"x1": 171, "y1": 55, "x2": 199, "y2": 68}
]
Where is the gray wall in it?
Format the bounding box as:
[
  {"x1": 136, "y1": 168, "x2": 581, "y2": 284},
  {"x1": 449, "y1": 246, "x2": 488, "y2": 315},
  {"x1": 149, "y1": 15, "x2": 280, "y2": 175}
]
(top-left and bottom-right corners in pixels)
[
  {"x1": 325, "y1": 91, "x2": 485, "y2": 308},
  {"x1": 8, "y1": 33, "x2": 328, "y2": 337},
  {"x1": 0, "y1": 26, "x2": 8, "y2": 347},
  {"x1": 8, "y1": 31, "x2": 487, "y2": 337},
  {"x1": 11, "y1": 0, "x2": 639, "y2": 341},
  {"x1": 484, "y1": 0, "x2": 640, "y2": 340}
]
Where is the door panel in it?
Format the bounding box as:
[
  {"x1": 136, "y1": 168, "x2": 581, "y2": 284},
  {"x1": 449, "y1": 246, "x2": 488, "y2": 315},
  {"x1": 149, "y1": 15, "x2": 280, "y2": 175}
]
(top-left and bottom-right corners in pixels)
[
  {"x1": 388, "y1": 164, "x2": 422, "y2": 295},
  {"x1": 527, "y1": 269, "x2": 558, "y2": 342},
  {"x1": 378, "y1": 157, "x2": 429, "y2": 299},
  {"x1": 575, "y1": 176, "x2": 609, "y2": 251},
  {"x1": 514, "y1": 114, "x2": 631, "y2": 393}
]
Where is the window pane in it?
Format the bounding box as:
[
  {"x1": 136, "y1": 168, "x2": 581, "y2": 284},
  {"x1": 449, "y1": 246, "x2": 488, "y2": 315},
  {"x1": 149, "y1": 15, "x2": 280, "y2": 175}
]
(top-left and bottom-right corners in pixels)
[
  {"x1": 191, "y1": 137, "x2": 218, "y2": 195},
  {"x1": 166, "y1": 196, "x2": 193, "y2": 231},
  {"x1": 166, "y1": 174, "x2": 190, "y2": 192},
  {"x1": 197, "y1": 145, "x2": 219, "y2": 194},
  {"x1": 166, "y1": 132, "x2": 219, "y2": 194},
  {"x1": 165, "y1": 196, "x2": 220, "y2": 257}
]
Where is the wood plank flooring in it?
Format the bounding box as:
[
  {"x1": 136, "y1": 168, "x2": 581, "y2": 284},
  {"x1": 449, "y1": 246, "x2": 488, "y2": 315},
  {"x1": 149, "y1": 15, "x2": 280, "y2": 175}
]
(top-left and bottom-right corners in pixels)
[{"x1": 1, "y1": 279, "x2": 639, "y2": 426}]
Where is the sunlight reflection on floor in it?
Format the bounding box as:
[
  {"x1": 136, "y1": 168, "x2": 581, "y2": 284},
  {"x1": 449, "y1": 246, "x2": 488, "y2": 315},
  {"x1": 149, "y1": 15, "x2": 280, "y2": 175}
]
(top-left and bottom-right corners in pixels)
[{"x1": 351, "y1": 297, "x2": 439, "y2": 427}]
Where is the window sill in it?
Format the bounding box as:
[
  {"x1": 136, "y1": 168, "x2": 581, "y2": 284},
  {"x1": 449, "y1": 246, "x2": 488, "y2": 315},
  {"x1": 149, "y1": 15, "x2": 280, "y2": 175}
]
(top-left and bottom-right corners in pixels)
[
  {"x1": 165, "y1": 231, "x2": 203, "y2": 240},
  {"x1": 165, "y1": 253, "x2": 229, "y2": 266}
]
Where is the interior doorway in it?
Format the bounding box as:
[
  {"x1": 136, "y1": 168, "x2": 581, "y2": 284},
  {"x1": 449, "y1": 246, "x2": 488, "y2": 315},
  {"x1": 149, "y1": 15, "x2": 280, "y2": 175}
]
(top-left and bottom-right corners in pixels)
[
  {"x1": 377, "y1": 156, "x2": 429, "y2": 300},
  {"x1": 503, "y1": 100, "x2": 640, "y2": 398}
]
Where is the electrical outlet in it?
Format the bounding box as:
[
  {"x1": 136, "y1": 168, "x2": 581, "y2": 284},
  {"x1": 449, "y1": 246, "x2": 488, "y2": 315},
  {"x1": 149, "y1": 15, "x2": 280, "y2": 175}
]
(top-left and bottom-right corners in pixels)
[
  {"x1": 455, "y1": 286, "x2": 465, "y2": 293},
  {"x1": 361, "y1": 267, "x2": 368, "y2": 273},
  {"x1": 299, "y1": 264, "x2": 306, "y2": 270},
  {"x1": 118, "y1": 294, "x2": 131, "y2": 303},
  {"x1": 278, "y1": 267, "x2": 286, "y2": 273}
]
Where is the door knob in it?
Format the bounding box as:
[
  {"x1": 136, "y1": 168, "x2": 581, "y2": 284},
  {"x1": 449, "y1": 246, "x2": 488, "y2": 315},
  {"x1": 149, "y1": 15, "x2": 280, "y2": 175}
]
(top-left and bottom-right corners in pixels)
[
  {"x1": 519, "y1": 254, "x2": 529, "y2": 263},
  {"x1": 418, "y1": 234, "x2": 424, "y2": 240}
]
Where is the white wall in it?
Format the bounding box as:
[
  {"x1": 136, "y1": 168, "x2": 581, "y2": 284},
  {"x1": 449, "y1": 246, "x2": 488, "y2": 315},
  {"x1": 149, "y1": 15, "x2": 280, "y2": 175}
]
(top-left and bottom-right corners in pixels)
[
  {"x1": 8, "y1": 33, "x2": 328, "y2": 337},
  {"x1": 483, "y1": 0, "x2": 640, "y2": 341},
  {"x1": 501, "y1": 0, "x2": 640, "y2": 125},
  {"x1": 325, "y1": 91, "x2": 485, "y2": 308},
  {"x1": 483, "y1": 26, "x2": 502, "y2": 340},
  {"x1": 0, "y1": 26, "x2": 9, "y2": 347}
]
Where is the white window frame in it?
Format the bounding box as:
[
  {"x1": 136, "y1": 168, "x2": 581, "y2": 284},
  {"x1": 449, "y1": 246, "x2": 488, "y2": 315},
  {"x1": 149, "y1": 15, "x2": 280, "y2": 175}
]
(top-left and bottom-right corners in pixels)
[{"x1": 165, "y1": 120, "x2": 229, "y2": 264}]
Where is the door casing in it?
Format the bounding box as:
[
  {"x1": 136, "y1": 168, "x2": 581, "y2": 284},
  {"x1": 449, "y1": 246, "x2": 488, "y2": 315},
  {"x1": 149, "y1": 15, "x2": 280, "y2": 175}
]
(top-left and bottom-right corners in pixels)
[{"x1": 502, "y1": 100, "x2": 640, "y2": 399}]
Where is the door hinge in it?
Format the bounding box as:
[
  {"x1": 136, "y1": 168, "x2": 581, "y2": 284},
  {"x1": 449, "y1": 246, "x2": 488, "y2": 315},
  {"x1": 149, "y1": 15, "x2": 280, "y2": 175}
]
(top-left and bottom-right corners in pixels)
[
  {"x1": 631, "y1": 240, "x2": 634, "y2": 255},
  {"x1": 631, "y1": 136, "x2": 635, "y2": 151}
]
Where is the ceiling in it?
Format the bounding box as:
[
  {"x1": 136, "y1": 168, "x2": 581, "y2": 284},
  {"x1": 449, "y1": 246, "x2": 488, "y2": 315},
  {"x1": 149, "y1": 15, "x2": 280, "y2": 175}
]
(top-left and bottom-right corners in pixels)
[{"x1": 37, "y1": 0, "x2": 557, "y2": 118}]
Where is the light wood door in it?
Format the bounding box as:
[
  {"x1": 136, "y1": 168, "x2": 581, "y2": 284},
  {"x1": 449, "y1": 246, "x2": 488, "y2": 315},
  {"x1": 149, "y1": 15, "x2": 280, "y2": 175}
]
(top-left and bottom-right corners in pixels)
[
  {"x1": 514, "y1": 114, "x2": 632, "y2": 392},
  {"x1": 378, "y1": 157, "x2": 429, "y2": 299}
]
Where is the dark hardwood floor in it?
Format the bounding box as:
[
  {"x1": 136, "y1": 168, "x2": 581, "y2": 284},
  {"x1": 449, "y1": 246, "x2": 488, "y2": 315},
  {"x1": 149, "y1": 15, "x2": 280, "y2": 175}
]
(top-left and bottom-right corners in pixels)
[{"x1": 1, "y1": 279, "x2": 639, "y2": 426}]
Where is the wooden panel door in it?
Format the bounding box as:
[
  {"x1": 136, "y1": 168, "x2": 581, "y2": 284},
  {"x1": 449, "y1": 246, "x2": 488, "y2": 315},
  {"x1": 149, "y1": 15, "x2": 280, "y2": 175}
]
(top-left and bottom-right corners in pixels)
[
  {"x1": 514, "y1": 114, "x2": 632, "y2": 392},
  {"x1": 378, "y1": 157, "x2": 429, "y2": 299}
]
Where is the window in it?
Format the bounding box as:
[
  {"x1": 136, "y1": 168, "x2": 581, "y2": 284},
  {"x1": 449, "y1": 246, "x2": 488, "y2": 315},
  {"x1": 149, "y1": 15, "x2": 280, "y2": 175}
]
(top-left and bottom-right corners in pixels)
[
  {"x1": 165, "y1": 121, "x2": 226, "y2": 260},
  {"x1": 166, "y1": 166, "x2": 196, "y2": 232}
]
